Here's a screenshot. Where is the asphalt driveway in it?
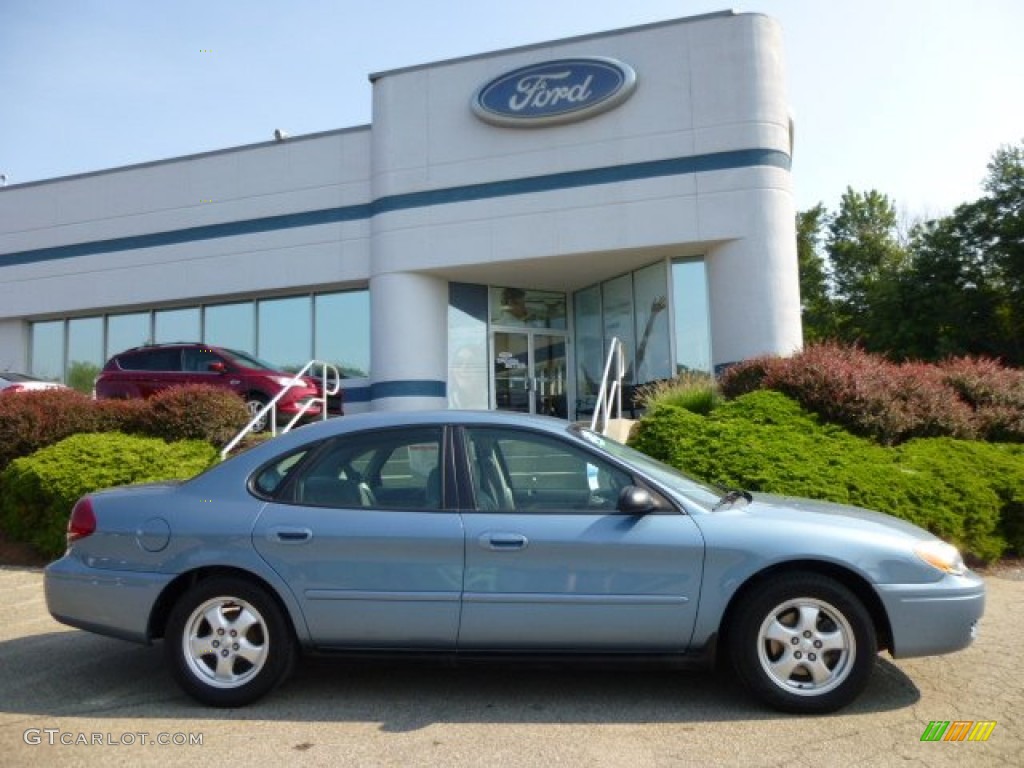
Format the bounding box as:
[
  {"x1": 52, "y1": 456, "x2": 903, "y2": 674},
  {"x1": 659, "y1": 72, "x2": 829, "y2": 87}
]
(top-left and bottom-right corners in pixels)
[{"x1": 0, "y1": 565, "x2": 1020, "y2": 767}]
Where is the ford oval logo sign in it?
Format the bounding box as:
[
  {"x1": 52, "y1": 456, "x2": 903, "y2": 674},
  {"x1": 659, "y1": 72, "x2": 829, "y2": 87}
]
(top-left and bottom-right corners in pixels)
[{"x1": 472, "y1": 57, "x2": 637, "y2": 128}]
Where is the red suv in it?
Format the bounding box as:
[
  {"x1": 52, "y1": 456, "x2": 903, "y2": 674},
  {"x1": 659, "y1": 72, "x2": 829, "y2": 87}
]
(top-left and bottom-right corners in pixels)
[{"x1": 95, "y1": 343, "x2": 338, "y2": 430}]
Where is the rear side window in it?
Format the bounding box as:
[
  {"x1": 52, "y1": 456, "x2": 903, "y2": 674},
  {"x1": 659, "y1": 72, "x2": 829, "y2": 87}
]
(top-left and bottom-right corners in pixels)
[
  {"x1": 287, "y1": 427, "x2": 444, "y2": 511},
  {"x1": 117, "y1": 349, "x2": 182, "y2": 371}
]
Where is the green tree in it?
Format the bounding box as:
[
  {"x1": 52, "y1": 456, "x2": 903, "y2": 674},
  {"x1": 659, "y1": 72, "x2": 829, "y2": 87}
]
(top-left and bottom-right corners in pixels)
[
  {"x1": 796, "y1": 203, "x2": 837, "y2": 342},
  {"x1": 825, "y1": 188, "x2": 910, "y2": 351},
  {"x1": 66, "y1": 361, "x2": 101, "y2": 394},
  {"x1": 899, "y1": 141, "x2": 1024, "y2": 364}
]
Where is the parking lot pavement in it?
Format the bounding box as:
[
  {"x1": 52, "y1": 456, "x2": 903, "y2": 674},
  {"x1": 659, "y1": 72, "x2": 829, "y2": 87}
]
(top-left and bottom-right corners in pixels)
[{"x1": 0, "y1": 565, "x2": 1021, "y2": 768}]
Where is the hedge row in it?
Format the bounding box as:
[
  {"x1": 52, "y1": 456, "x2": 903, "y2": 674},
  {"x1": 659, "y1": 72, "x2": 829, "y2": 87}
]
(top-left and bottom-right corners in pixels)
[
  {"x1": 629, "y1": 390, "x2": 1024, "y2": 562},
  {"x1": 719, "y1": 343, "x2": 1024, "y2": 445},
  {"x1": 0, "y1": 385, "x2": 249, "y2": 472},
  {"x1": 0, "y1": 432, "x2": 219, "y2": 558}
]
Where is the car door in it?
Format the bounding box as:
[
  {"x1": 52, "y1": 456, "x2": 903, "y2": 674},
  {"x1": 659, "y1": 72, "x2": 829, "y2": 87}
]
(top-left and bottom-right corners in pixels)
[
  {"x1": 457, "y1": 425, "x2": 705, "y2": 652},
  {"x1": 251, "y1": 425, "x2": 464, "y2": 649}
]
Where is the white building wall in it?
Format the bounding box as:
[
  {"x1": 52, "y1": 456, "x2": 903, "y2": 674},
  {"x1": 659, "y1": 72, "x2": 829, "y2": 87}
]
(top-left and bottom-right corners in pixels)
[{"x1": 0, "y1": 128, "x2": 373, "y2": 319}]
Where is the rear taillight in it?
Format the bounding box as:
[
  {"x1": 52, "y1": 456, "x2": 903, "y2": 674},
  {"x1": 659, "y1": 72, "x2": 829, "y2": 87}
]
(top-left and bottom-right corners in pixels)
[{"x1": 67, "y1": 498, "x2": 96, "y2": 545}]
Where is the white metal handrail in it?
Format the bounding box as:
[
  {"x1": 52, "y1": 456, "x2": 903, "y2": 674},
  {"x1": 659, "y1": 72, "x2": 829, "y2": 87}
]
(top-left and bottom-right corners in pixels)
[
  {"x1": 221, "y1": 359, "x2": 342, "y2": 459},
  {"x1": 590, "y1": 338, "x2": 625, "y2": 435}
]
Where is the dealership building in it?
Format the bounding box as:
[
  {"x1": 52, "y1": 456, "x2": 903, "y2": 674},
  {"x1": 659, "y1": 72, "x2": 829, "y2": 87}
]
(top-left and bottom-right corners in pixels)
[{"x1": 0, "y1": 10, "x2": 801, "y2": 417}]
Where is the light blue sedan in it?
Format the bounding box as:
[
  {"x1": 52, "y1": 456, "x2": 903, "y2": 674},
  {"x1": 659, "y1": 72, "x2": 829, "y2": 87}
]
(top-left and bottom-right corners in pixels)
[{"x1": 45, "y1": 410, "x2": 984, "y2": 712}]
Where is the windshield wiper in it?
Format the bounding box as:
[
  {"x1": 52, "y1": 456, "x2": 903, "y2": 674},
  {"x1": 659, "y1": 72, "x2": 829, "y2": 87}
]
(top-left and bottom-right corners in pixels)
[{"x1": 713, "y1": 488, "x2": 753, "y2": 511}]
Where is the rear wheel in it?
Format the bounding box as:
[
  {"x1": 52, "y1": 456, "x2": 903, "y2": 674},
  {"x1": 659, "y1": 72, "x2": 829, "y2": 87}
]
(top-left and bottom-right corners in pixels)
[
  {"x1": 165, "y1": 577, "x2": 295, "y2": 707},
  {"x1": 728, "y1": 572, "x2": 876, "y2": 714}
]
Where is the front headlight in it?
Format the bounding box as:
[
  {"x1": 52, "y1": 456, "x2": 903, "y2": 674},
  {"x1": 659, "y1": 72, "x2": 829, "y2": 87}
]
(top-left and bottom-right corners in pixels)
[{"x1": 914, "y1": 540, "x2": 967, "y2": 576}]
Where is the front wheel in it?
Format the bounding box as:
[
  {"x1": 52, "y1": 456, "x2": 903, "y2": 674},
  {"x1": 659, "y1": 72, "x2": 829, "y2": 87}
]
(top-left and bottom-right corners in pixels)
[
  {"x1": 165, "y1": 577, "x2": 295, "y2": 707},
  {"x1": 728, "y1": 572, "x2": 877, "y2": 714}
]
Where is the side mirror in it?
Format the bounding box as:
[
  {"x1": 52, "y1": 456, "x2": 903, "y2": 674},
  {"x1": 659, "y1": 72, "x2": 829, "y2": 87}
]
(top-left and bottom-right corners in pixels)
[
  {"x1": 208, "y1": 361, "x2": 227, "y2": 373},
  {"x1": 617, "y1": 485, "x2": 657, "y2": 515}
]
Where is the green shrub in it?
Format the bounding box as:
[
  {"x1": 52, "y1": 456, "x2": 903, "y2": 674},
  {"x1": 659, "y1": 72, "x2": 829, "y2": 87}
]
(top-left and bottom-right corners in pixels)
[
  {"x1": 629, "y1": 391, "x2": 1024, "y2": 562},
  {"x1": 718, "y1": 343, "x2": 1024, "y2": 445},
  {"x1": 0, "y1": 384, "x2": 250, "y2": 472},
  {"x1": 0, "y1": 389, "x2": 100, "y2": 473},
  {"x1": 0, "y1": 433, "x2": 218, "y2": 559},
  {"x1": 636, "y1": 372, "x2": 720, "y2": 415},
  {"x1": 141, "y1": 384, "x2": 250, "y2": 444}
]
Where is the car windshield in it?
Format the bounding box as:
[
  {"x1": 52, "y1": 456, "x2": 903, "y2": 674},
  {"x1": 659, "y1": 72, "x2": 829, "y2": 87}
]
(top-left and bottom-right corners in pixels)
[
  {"x1": 220, "y1": 349, "x2": 283, "y2": 372},
  {"x1": 570, "y1": 425, "x2": 722, "y2": 509}
]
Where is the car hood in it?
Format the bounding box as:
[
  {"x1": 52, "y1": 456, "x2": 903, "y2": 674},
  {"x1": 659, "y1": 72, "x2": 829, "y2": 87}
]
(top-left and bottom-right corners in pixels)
[{"x1": 720, "y1": 492, "x2": 934, "y2": 541}]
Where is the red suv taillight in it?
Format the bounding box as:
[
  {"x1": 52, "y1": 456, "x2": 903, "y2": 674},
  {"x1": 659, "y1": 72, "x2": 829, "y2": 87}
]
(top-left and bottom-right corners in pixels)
[{"x1": 67, "y1": 498, "x2": 96, "y2": 545}]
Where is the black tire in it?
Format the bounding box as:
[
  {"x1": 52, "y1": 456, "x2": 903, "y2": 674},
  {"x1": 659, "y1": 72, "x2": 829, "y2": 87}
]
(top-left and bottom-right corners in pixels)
[
  {"x1": 165, "y1": 577, "x2": 295, "y2": 707},
  {"x1": 728, "y1": 572, "x2": 876, "y2": 714},
  {"x1": 244, "y1": 393, "x2": 270, "y2": 432}
]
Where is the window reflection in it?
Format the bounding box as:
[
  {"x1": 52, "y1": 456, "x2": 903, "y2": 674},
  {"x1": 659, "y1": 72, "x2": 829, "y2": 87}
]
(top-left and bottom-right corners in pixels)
[
  {"x1": 573, "y1": 285, "x2": 602, "y2": 414},
  {"x1": 490, "y1": 287, "x2": 566, "y2": 329},
  {"x1": 30, "y1": 321, "x2": 64, "y2": 382},
  {"x1": 602, "y1": 276, "x2": 635, "y2": 385},
  {"x1": 29, "y1": 289, "x2": 371, "y2": 385},
  {"x1": 573, "y1": 259, "x2": 708, "y2": 413},
  {"x1": 67, "y1": 317, "x2": 104, "y2": 393},
  {"x1": 154, "y1": 308, "x2": 199, "y2": 344},
  {"x1": 107, "y1": 312, "x2": 151, "y2": 356},
  {"x1": 315, "y1": 292, "x2": 370, "y2": 378},
  {"x1": 672, "y1": 259, "x2": 712, "y2": 373},
  {"x1": 259, "y1": 296, "x2": 312, "y2": 372},
  {"x1": 204, "y1": 303, "x2": 255, "y2": 353},
  {"x1": 633, "y1": 263, "x2": 671, "y2": 382},
  {"x1": 448, "y1": 284, "x2": 488, "y2": 410}
]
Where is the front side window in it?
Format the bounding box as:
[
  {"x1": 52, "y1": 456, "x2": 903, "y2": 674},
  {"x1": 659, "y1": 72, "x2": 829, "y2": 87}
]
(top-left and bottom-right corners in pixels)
[
  {"x1": 465, "y1": 427, "x2": 632, "y2": 513},
  {"x1": 288, "y1": 427, "x2": 443, "y2": 511},
  {"x1": 183, "y1": 348, "x2": 225, "y2": 372}
]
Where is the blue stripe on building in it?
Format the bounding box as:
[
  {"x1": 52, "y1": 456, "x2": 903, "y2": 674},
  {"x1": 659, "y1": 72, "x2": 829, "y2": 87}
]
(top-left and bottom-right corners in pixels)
[{"x1": 2, "y1": 149, "x2": 790, "y2": 268}]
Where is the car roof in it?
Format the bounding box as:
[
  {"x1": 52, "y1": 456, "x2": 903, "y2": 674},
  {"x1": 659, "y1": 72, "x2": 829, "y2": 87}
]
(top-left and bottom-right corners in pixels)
[{"x1": 221, "y1": 410, "x2": 584, "y2": 470}]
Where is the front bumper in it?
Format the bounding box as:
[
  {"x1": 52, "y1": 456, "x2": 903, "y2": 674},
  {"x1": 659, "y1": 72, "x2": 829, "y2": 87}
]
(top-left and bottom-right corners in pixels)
[
  {"x1": 875, "y1": 570, "x2": 985, "y2": 658},
  {"x1": 45, "y1": 555, "x2": 174, "y2": 644}
]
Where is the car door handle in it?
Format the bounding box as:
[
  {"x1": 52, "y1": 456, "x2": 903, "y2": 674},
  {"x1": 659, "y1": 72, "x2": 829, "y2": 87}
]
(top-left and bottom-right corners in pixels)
[
  {"x1": 269, "y1": 527, "x2": 313, "y2": 544},
  {"x1": 479, "y1": 532, "x2": 528, "y2": 551}
]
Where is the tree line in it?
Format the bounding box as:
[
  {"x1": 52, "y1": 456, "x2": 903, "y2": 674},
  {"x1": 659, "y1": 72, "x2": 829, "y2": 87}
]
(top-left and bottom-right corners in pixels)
[{"x1": 798, "y1": 140, "x2": 1024, "y2": 366}]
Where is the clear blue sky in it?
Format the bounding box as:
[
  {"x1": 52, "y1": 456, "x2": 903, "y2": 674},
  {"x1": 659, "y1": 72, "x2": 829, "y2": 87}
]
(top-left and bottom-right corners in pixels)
[{"x1": 2, "y1": 0, "x2": 1021, "y2": 219}]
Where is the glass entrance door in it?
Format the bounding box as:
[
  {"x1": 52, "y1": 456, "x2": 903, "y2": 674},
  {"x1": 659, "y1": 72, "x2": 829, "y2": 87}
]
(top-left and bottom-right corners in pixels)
[{"x1": 491, "y1": 331, "x2": 568, "y2": 418}]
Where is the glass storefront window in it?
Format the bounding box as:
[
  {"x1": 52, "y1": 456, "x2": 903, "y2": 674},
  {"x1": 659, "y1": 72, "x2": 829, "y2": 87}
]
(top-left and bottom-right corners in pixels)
[
  {"x1": 448, "y1": 283, "x2": 489, "y2": 410},
  {"x1": 633, "y1": 262, "x2": 672, "y2": 383},
  {"x1": 672, "y1": 258, "x2": 712, "y2": 373},
  {"x1": 30, "y1": 321, "x2": 64, "y2": 382},
  {"x1": 204, "y1": 302, "x2": 255, "y2": 355},
  {"x1": 315, "y1": 291, "x2": 370, "y2": 379},
  {"x1": 107, "y1": 312, "x2": 151, "y2": 356},
  {"x1": 490, "y1": 287, "x2": 566, "y2": 330},
  {"x1": 259, "y1": 296, "x2": 312, "y2": 372},
  {"x1": 67, "y1": 317, "x2": 104, "y2": 393},
  {"x1": 573, "y1": 285, "x2": 602, "y2": 414},
  {"x1": 154, "y1": 307, "x2": 200, "y2": 344},
  {"x1": 601, "y1": 275, "x2": 635, "y2": 385}
]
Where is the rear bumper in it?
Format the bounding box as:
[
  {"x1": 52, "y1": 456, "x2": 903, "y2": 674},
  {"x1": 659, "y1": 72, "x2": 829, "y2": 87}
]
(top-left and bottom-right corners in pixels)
[
  {"x1": 45, "y1": 556, "x2": 173, "y2": 644},
  {"x1": 876, "y1": 571, "x2": 985, "y2": 658}
]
